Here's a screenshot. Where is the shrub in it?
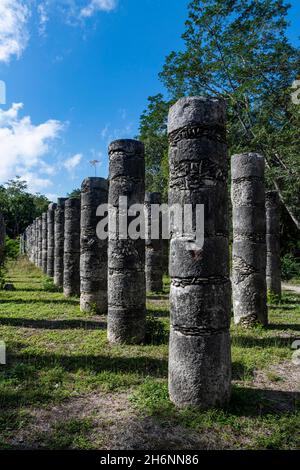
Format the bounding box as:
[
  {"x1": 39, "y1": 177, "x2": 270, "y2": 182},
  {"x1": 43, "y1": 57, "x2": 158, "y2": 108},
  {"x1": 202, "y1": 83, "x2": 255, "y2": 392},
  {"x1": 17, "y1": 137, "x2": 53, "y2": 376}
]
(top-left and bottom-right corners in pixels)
[
  {"x1": 281, "y1": 254, "x2": 300, "y2": 281},
  {"x1": 5, "y1": 236, "x2": 19, "y2": 260},
  {"x1": 42, "y1": 277, "x2": 60, "y2": 292}
]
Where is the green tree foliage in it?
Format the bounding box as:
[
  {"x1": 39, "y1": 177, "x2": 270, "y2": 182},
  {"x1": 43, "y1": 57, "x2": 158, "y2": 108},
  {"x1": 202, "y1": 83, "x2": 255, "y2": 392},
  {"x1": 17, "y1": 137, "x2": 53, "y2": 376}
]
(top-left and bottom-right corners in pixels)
[
  {"x1": 139, "y1": 94, "x2": 171, "y2": 201},
  {"x1": 139, "y1": 0, "x2": 300, "y2": 228},
  {"x1": 67, "y1": 188, "x2": 81, "y2": 199},
  {"x1": 0, "y1": 177, "x2": 49, "y2": 238}
]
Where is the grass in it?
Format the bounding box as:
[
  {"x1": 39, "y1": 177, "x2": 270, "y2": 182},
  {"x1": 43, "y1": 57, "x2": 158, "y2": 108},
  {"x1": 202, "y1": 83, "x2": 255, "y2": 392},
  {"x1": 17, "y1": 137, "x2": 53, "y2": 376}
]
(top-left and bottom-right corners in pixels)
[{"x1": 0, "y1": 257, "x2": 299, "y2": 450}]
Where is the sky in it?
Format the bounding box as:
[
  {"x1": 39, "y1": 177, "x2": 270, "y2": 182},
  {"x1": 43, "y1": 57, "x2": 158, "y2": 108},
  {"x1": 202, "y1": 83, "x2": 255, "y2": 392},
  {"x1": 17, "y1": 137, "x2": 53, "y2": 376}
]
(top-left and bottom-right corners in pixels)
[{"x1": 0, "y1": 0, "x2": 299, "y2": 201}]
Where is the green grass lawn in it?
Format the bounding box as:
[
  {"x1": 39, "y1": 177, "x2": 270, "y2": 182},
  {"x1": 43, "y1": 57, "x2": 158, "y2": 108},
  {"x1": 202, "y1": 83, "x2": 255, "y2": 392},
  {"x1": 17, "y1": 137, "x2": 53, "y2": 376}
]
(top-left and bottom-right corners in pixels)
[{"x1": 0, "y1": 257, "x2": 299, "y2": 450}]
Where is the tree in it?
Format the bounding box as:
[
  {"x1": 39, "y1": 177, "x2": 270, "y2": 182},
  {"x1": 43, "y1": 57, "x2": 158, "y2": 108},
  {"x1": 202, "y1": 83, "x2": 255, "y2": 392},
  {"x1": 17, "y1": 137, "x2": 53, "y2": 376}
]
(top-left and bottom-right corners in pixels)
[
  {"x1": 0, "y1": 177, "x2": 49, "y2": 238},
  {"x1": 139, "y1": 94, "x2": 170, "y2": 201},
  {"x1": 140, "y1": 0, "x2": 300, "y2": 228},
  {"x1": 67, "y1": 188, "x2": 81, "y2": 199}
]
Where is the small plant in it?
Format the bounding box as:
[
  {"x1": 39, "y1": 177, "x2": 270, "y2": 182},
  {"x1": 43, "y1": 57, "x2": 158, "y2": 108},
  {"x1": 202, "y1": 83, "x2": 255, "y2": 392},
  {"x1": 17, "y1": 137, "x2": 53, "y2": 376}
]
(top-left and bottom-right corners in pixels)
[
  {"x1": 0, "y1": 267, "x2": 6, "y2": 289},
  {"x1": 267, "y1": 290, "x2": 281, "y2": 305},
  {"x1": 42, "y1": 277, "x2": 60, "y2": 292},
  {"x1": 145, "y1": 314, "x2": 168, "y2": 344}
]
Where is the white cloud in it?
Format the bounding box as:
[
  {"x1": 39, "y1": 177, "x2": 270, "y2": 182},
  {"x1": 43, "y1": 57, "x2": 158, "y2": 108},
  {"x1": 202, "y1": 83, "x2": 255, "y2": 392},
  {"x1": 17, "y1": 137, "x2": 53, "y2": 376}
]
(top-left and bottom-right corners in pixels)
[
  {"x1": 0, "y1": 102, "x2": 63, "y2": 189},
  {"x1": 80, "y1": 0, "x2": 117, "y2": 18},
  {"x1": 100, "y1": 123, "x2": 109, "y2": 139},
  {"x1": 19, "y1": 171, "x2": 53, "y2": 193},
  {"x1": 0, "y1": 0, "x2": 30, "y2": 63},
  {"x1": 63, "y1": 153, "x2": 82, "y2": 171},
  {"x1": 45, "y1": 192, "x2": 59, "y2": 202},
  {"x1": 37, "y1": 1, "x2": 49, "y2": 37}
]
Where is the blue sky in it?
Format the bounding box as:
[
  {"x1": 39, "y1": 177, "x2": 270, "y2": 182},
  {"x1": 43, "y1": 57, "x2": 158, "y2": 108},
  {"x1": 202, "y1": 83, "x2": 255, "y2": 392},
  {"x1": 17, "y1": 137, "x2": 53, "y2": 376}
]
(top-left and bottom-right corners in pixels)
[{"x1": 0, "y1": 0, "x2": 299, "y2": 201}]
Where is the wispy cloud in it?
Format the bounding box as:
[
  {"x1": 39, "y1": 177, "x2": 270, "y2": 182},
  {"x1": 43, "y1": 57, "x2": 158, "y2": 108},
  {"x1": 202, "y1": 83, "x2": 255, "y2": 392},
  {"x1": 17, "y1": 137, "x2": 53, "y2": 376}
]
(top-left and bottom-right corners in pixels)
[
  {"x1": 100, "y1": 121, "x2": 134, "y2": 145},
  {"x1": 37, "y1": 1, "x2": 49, "y2": 37},
  {"x1": 0, "y1": 1, "x2": 118, "y2": 63},
  {"x1": 63, "y1": 153, "x2": 83, "y2": 172},
  {"x1": 0, "y1": 0, "x2": 30, "y2": 63},
  {"x1": 80, "y1": 0, "x2": 118, "y2": 18}
]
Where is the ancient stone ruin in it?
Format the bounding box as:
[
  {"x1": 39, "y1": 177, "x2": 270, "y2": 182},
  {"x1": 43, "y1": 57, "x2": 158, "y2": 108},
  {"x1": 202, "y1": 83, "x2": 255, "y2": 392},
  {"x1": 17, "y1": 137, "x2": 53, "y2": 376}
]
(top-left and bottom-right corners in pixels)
[
  {"x1": 107, "y1": 139, "x2": 146, "y2": 344},
  {"x1": 80, "y1": 177, "x2": 108, "y2": 313},
  {"x1": 47, "y1": 203, "x2": 57, "y2": 278},
  {"x1": 266, "y1": 191, "x2": 281, "y2": 299},
  {"x1": 63, "y1": 198, "x2": 81, "y2": 297},
  {"x1": 0, "y1": 213, "x2": 6, "y2": 265},
  {"x1": 167, "y1": 96, "x2": 232, "y2": 408},
  {"x1": 231, "y1": 152, "x2": 268, "y2": 327},
  {"x1": 54, "y1": 198, "x2": 67, "y2": 287},
  {"x1": 145, "y1": 192, "x2": 164, "y2": 293},
  {"x1": 42, "y1": 212, "x2": 48, "y2": 275}
]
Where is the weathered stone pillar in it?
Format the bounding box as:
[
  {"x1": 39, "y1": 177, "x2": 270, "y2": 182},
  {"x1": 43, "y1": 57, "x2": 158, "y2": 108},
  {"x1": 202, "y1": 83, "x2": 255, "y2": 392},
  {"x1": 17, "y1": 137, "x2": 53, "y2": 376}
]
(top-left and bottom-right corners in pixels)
[
  {"x1": 25, "y1": 227, "x2": 29, "y2": 257},
  {"x1": 35, "y1": 218, "x2": 39, "y2": 266},
  {"x1": 145, "y1": 192, "x2": 164, "y2": 292},
  {"x1": 107, "y1": 139, "x2": 146, "y2": 344},
  {"x1": 31, "y1": 220, "x2": 37, "y2": 264},
  {"x1": 0, "y1": 213, "x2": 5, "y2": 265},
  {"x1": 42, "y1": 213, "x2": 48, "y2": 274},
  {"x1": 54, "y1": 198, "x2": 67, "y2": 287},
  {"x1": 231, "y1": 152, "x2": 268, "y2": 326},
  {"x1": 47, "y1": 203, "x2": 57, "y2": 277},
  {"x1": 19, "y1": 233, "x2": 25, "y2": 256},
  {"x1": 266, "y1": 191, "x2": 281, "y2": 299},
  {"x1": 168, "y1": 97, "x2": 231, "y2": 409},
  {"x1": 37, "y1": 216, "x2": 43, "y2": 269},
  {"x1": 80, "y1": 177, "x2": 108, "y2": 313},
  {"x1": 63, "y1": 198, "x2": 81, "y2": 297}
]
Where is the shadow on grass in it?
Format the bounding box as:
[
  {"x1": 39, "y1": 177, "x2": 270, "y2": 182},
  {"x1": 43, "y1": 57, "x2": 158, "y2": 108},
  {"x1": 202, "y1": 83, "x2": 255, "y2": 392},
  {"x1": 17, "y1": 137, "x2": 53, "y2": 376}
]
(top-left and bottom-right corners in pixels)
[
  {"x1": 147, "y1": 294, "x2": 169, "y2": 301},
  {"x1": 0, "y1": 299, "x2": 79, "y2": 306},
  {"x1": 0, "y1": 352, "x2": 168, "y2": 409},
  {"x1": 147, "y1": 308, "x2": 169, "y2": 319},
  {"x1": 232, "y1": 361, "x2": 255, "y2": 380},
  {"x1": 266, "y1": 323, "x2": 300, "y2": 332},
  {"x1": 0, "y1": 317, "x2": 106, "y2": 330},
  {"x1": 280, "y1": 297, "x2": 300, "y2": 305},
  {"x1": 13, "y1": 288, "x2": 51, "y2": 293},
  {"x1": 231, "y1": 336, "x2": 296, "y2": 348},
  {"x1": 269, "y1": 305, "x2": 297, "y2": 311},
  {"x1": 228, "y1": 385, "x2": 300, "y2": 416}
]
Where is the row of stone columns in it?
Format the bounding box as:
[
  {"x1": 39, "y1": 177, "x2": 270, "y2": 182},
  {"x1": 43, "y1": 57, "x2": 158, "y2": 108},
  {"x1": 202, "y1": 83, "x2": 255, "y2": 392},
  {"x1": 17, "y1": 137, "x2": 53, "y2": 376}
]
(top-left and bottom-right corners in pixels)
[
  {"x1": 22, "y1": 95, "x2": 282, "y2": 410},
  {"x1": 0, "y1": 213, "x2": 5, "y2": 265}
]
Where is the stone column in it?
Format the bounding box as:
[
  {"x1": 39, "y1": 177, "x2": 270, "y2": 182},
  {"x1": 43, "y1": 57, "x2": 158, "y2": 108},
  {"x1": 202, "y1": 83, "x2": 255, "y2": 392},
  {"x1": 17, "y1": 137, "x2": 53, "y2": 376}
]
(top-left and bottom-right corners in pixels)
[
  {"x1": 19, "y1": 234, "x2": 24, "y2": 256},
  {"x1": 42, "y1": 213, "x2": 48, "y2": 274},
  {"x1": 107, "y1": 139, "x2": 146, "y2": 344},
  {"x1": 25, "y1": 227, "x2": 29, "y2": 257},
  {"x1": 37, "y1": 216, "x2": 43, "y2": 269},
  {"x1": 35, "y1": 218, "x2": 39, "y2": 266},
  {"x1": 27, "y1": 225, "x2": 33, "y2": 262},
  {"x1": 231, "y1": 152, "x2": 268, "y2": 326},
  {"x1": 266, "y1": 191, "x2": 281, "y2": 299},
  {"x1": 63, "y1": 198, "x2": 81, "y2": 297},
  {"x1": 168, "y1": 97, "x2": 231, "y2": 409},
  {"x1": 31, "y1": 220, "x2": 37, "y2": 264},
  {"x1": 0, "y1": 213, "x2": 5, "y2": 265},
  {"x1": 47, "y1": 203, "x2": 57, "y2": 277},
  {"x1": 145, "y1": 192, "x2": 164, "y2": 292},
  {"x1": 54, "y1": 198, "x2": 67, "y2": 288},
  {"x1": 80, "y1": 177, "x2": 108, "y2": 313}
]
